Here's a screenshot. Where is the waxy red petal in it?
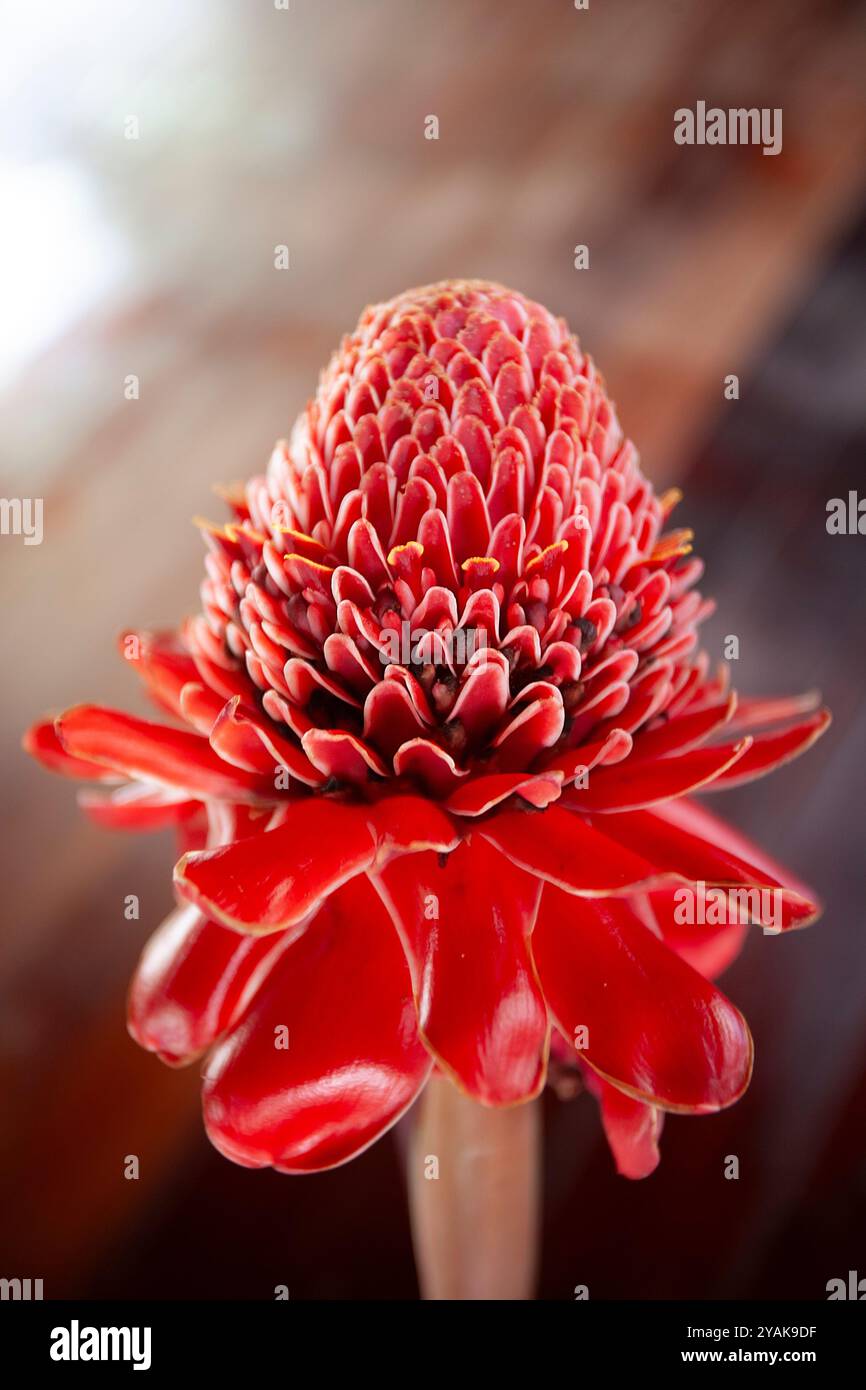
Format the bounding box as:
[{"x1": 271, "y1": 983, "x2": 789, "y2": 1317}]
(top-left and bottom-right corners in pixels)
[
  {"x1": 532, "y1": 886, "x2": 753, "y2": 1112},
  {"x1": 214, "y1": 698, "x2": 325, "y2": 787},
  {"x1": 538, "y1": 727, "x2": 632, "y2": 782},
  {"x1": 589, "y1": 1072, "x2": 663, "y2": 1180},
  {"x1": 725, "y1": 690, "x2": 821, "y2": 734},
  {"x1": 209, "y1": 698, "x2": 278, "y2": 774},
  {"x1": 301, "y1": 728, "x2": 389, "y2": 783},
  {"x1": 21, "y1": 283, "x2": 832, "y2": 1180},
  {"x1": 202, "y1": 875, "x2": 431, "y2": 1172},
  {"x1": 366, "y1": 794, "x2": 461, "y2": 860},
  {"x1": 632, "y1": 693, "x2": 736, "y2": 760},
  {"x1": 178, "y1": 681, "x2": 226, "y2": 735},
  {"x1": 363, "y1": 681, "x2": 428, "y2": 759},
  {"x1": 128, "y1": 903, "x2": 291, "y2": 1065},
  {"x1": 79, "y1": 784, "x2": 200, "y2": 831},
  {"x1": 393, "y1": 738, "x2": 468, "y2": 795},
  {"x1": 55, "y1": 705, "x2": 273, "y2": 803},
  {"x1": 594, "y1": 798, "x2": 820, "y2": 929},
  {"x1": 660, "y1": 797, "x2": 819, "y2": 901},
  {"x1": 702, "y1": 709, "x2": 831, "y2": 789},
  {"x1": 449, "y1": 660, "x2": 510, "y2": 745},
  {"x1": 445, "y1": 770, "x2": 563, "y2": 817},
  {"x1": 23, "y1": 717, "x2": 121, "y2": 782},
  {"x1": 122, "y1": 630, "x2": 198, "y2": 719},
  {"x1": 491, "y1": 689, "x2": 565, "y2": 769},
  {"x1": 372, "y1": 836, "x2": 548, "y2": 1103},
  {"x1": 564, "y1": 738, "x2": 752, "y2": 813},
  {"x1": 481, "y1": 803, "x2": 672, "y2": 895},
  {"x1": 648, "y1": 890, "x2": 749, "y2": 979},
  {"x1": 175, "y1": 798, "x2": 378, "y2": 933}
]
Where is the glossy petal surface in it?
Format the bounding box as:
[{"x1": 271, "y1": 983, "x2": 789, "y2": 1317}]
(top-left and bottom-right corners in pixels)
[
  {"x1": 374, "y1": 836, "x2": 548, "y2": 1103},
  {"x1": 203, "y1": 875, "x2": 431, "y2": 1171},
  {"x1": 55, "y1": 706, "x2": 271, "y2": 802},
  {"x1": 129, "y1": 903, "x2": 291, "y2": 1065},
  {"x1": 175, "y1": 798, "x2": 378, "y2": 932},
  {"x1": 533, "y1": 885, "x2": 753, "y2": 1112}
]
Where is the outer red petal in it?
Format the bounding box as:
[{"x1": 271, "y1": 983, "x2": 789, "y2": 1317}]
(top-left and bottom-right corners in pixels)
[
  {"x1": 630, "y1": 693, "x2": 736, "y2": 760},
  {"x1": 372, "y1": 836, "x2": 548, "y2": 1104},
  {"x1": 532, "y1": 885, "x2": 753, "y2": 1112},
  {"x1": 121, "y1": 629, "x2": 198, "y2": 720},
  {"x1": 480, "y1": 803, "x2": 672, "y2": 896},
  {"x1": 23, "y1": 717, "x2": 120, "y2": 782},
  {"x1": 175, "y1": 798, "x2": 378, "y2": 933},
  {"x1": 128, "y1": 903, "x2": 291, "y2": 1065},
  {"x1": 78, "y1": 784, "x2": 201, "y2": 831},
  {"x1": 594, "y1": 797, "x2": 820, "y2": 929},
  {"x1": 590, "y1": 1071, "x2": 663, "y2": 1180},
  {"x1": 54, "y1": 705, "x2": 273, "y2": 803},
  {"x1": 647, "y1": 890, "x2": 749, "y2": 979},
  {"x1": 702, "y1": 709, "x2": 831, "y2": 789},
  {"x1": 563, "y1": 738, "x2": 752, "y2": 813},
  {"x1": 725, "y1": 690, "x2": 821, "y2": 734},
  {"x1": 202, "y1": 875, "x2": 431, "y2": 1172},
  {"x1": 366, "y1": 794, "x2": 461, "y2": 859}
]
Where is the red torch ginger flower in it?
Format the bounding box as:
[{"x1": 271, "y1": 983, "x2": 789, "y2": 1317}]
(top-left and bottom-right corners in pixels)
[{"x1": 25, "y1": 281, "x2": 830, "y2": 1178}]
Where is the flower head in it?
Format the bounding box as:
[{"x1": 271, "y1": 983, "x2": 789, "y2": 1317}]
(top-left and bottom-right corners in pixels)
[{"x1": 26, "y1": 280, "x2": 830, "y2": 1177}]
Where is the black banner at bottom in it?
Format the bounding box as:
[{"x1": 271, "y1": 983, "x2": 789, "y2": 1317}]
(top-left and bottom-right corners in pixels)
[{"x1": 0, "y1": 1298, "x2": 861, "y2": 1374}]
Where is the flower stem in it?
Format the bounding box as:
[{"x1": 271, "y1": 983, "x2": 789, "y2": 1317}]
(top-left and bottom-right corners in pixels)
[{"x1": 406, "y1": 1074, "x2": 542, "y2": 1300}]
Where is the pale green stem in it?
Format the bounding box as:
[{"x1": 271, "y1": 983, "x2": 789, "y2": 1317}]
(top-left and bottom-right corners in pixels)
[{"x1": 406, "y1": 1073, "x2": 542, "y2": 1300}]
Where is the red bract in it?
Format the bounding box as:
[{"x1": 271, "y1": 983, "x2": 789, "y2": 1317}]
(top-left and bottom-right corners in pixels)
[{"x1": 25, "y1": 281, "x2": 830, "y2": 1178}]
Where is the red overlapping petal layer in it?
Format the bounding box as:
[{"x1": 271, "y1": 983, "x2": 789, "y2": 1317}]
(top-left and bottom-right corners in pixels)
[
  {"x1": 202, "y1": 875, "x2": 431, "y2": 1172},
  {"x1": 373, "y1": 836, "x2": 548, "y2": 1104},
  {"x1": 532, "y1": 887, "x2": 754, "y2": 1112}
]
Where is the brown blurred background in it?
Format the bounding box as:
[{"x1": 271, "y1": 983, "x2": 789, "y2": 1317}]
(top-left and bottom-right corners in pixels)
[{"x1": 1, "y1": 0, "x2": 865, "y2": 1300}]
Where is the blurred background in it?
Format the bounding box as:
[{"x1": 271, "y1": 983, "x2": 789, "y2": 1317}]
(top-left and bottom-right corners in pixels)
[{"x1": 1, "y1": 0, "x2": 865, "y2": 1300}]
